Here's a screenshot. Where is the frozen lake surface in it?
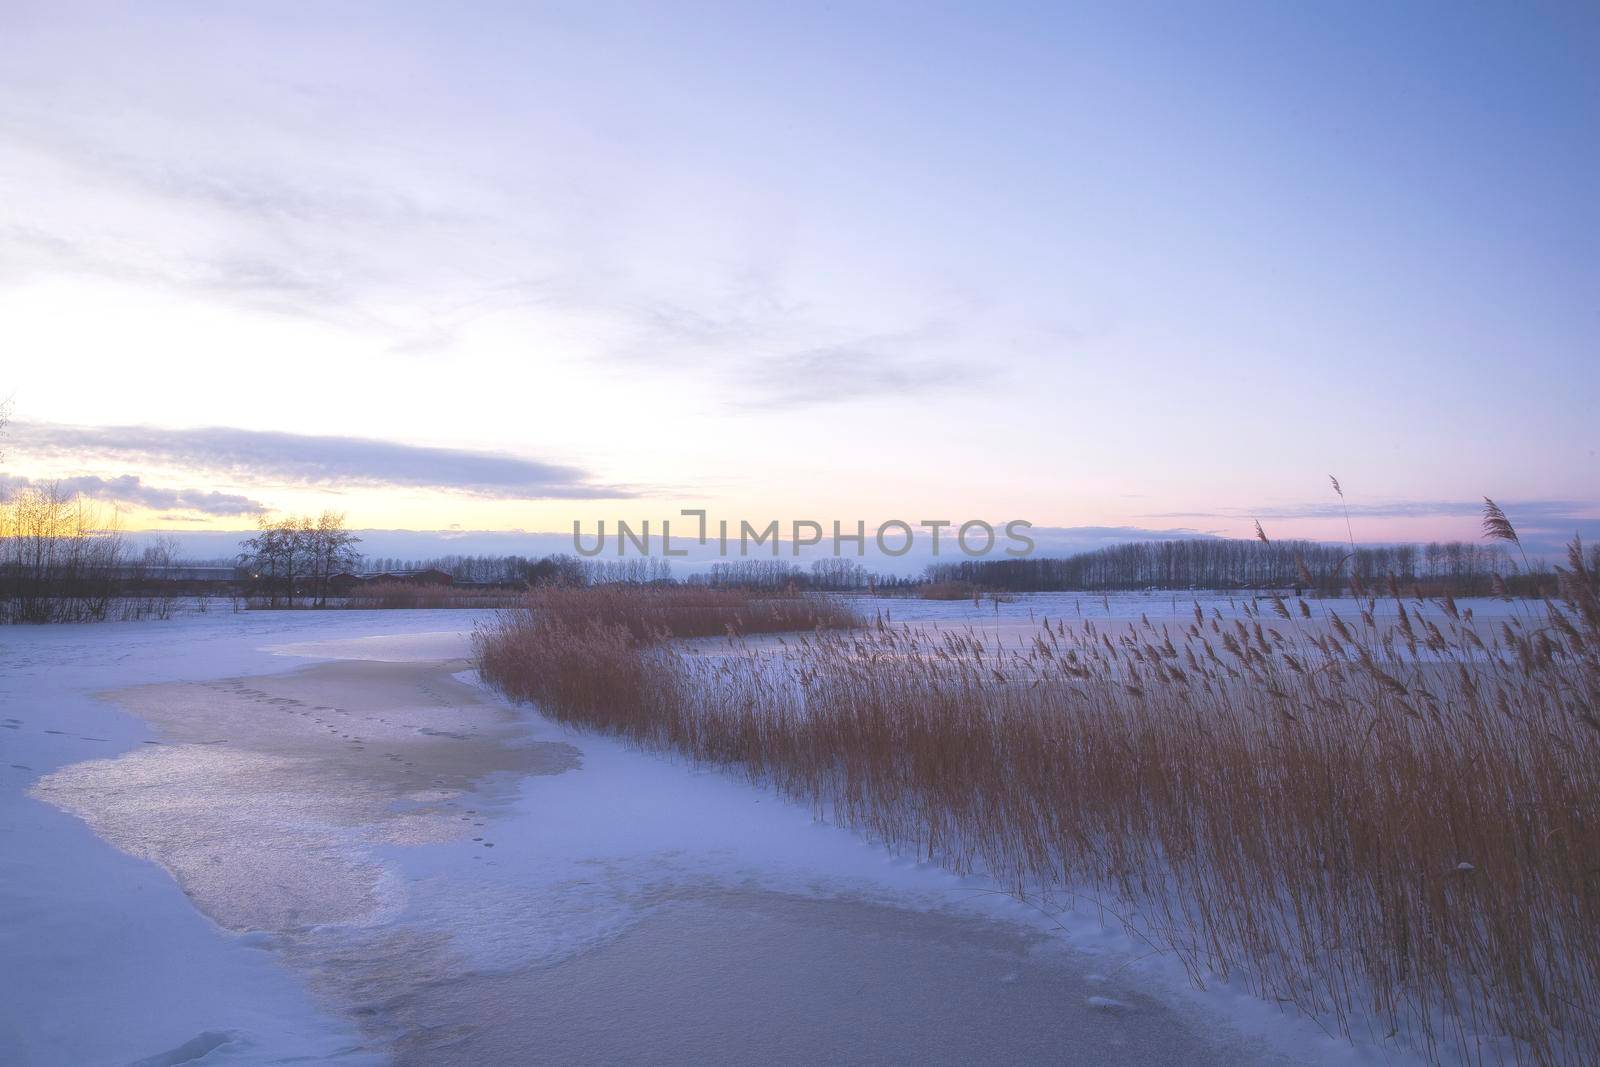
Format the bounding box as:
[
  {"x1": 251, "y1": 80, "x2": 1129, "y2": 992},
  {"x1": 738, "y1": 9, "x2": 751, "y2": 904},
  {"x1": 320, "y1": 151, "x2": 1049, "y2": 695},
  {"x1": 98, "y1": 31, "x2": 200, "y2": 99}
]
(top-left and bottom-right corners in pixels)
[{"x1": 0, "y1": 600, "x2": 1454, "y2": 1064}]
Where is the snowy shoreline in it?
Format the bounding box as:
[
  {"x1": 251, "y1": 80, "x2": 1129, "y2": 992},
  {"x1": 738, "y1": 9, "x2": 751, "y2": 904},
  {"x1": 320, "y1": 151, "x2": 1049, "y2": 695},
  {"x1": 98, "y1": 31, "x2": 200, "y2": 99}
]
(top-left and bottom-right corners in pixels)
[{"x1": 0, "y1": 602, "x2": 1448, "y2": 1065}]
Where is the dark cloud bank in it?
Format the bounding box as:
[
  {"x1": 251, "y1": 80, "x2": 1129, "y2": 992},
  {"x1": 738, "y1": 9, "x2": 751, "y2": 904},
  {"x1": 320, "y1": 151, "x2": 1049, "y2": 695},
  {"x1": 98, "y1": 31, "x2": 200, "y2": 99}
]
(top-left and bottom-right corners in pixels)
[
  {"x1": 11, "y1": 422, "x2": 628, "y2": 500},
  {"x1": 0, "y1": 473, "x2": 265, "y2": 517}
]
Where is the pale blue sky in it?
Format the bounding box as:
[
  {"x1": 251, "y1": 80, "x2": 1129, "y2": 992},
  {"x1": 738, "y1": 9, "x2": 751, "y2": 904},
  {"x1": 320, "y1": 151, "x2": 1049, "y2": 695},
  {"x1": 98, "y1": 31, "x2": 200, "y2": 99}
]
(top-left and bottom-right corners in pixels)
[{"x1": 1, "y1": 1, "x2": 1595, "y2": 547}]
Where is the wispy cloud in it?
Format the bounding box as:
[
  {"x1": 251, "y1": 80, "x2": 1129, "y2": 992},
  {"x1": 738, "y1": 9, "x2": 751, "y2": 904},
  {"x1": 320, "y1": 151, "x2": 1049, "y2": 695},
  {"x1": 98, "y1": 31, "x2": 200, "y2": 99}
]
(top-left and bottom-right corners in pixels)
[
  {"x1": 0, "y1": 473, "x2": 266, "y2": 516},
  {"x1": 10, "y1": 422, "x2": 631, "y2": 500},
  {"x1": 0, "y1": 101, "x2": 478, "y2": 334},
  {"x1": 735, "y1": 343, "x2": 963, "y2": 410},
  {"x1": 4, "y1": 81, "x2": 1017, "y2": 415}
]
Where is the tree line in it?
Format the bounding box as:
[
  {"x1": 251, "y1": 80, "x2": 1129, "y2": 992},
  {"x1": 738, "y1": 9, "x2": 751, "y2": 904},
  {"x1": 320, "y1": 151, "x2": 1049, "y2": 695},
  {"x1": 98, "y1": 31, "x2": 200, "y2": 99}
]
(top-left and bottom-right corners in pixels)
[
  {"x1": 6, "y1": 486, "x2": 1584, "y2": 624},
  {"x1": 924, "y1": 537, "x2": 1589, "y2": 595},
  {"x1": 388, "y1": 554, "x2": 908, "y2": 591},
  {"x1": 399, "y1": 553, "x2": 591, "y2": 586},
  {"x1": 689, "y1": 558, "x2": 917, "y2": 592}
]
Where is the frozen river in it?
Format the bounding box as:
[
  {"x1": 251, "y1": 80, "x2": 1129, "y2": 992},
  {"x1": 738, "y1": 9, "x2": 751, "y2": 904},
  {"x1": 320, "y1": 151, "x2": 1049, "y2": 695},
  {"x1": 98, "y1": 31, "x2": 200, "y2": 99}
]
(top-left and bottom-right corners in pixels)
[{"x1": 0, "y1": 600, "x2": 1456, "y2": 1065}]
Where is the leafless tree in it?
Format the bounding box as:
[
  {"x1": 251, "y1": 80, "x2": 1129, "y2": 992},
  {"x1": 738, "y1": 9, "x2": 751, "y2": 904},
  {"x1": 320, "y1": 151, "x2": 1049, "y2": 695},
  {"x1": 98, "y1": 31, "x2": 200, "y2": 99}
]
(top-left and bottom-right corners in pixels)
[
  {"x1": 239, "y1": 512, "x2": 362, "y2": 608},
  {"x1": 239, "y1": 516, "x2": 303, "y2": 607},
  {"x1": 138, "y1": 534, "x2": 182, "y2": 619},
  {"x1": 308, "y1": 511, "x2": 362, "y2": 607},
  {"x1": 0, "y1": 483, "x2": 126, "y2": 622}
]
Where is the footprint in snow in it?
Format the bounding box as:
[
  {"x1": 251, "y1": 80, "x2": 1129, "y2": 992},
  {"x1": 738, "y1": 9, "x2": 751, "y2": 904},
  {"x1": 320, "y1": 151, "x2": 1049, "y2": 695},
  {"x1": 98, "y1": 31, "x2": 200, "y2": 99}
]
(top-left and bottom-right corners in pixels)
[{"x1": 1086, "y1": 996, "x2": 1132, "y2": 1013}]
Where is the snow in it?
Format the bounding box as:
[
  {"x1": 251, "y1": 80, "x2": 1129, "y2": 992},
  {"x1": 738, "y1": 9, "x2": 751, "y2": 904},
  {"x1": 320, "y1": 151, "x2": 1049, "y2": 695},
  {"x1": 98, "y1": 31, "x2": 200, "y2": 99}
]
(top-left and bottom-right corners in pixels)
[
  {"x1": 0, "y1": 611, "x2": 483, "y2": 1066},
  {"x1": 0, "y1": 600, "x2": 1463, "y2": 1064},
  {"x1": 0, "y1": 616, "x2": 445, "y2": 1065},
  {"x1": 851, "y1": 589, "x2": 1529, "y2": 629}
]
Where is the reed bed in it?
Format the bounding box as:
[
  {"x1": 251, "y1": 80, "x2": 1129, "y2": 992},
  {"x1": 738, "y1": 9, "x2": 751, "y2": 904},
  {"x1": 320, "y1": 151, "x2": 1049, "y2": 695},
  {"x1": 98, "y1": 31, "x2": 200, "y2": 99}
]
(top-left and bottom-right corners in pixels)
[
  {"x1": 504, "y1": 583, "x2": 861, "y2": 639},
  {"x1": 475, "y1": 555, "x2": 1600, "y2": 1065}
]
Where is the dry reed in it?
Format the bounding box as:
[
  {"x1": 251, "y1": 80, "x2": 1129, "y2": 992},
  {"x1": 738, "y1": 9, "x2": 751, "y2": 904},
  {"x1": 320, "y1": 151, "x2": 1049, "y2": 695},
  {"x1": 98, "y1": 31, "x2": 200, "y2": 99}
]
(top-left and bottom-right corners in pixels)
[
  {"x1": 476, "y1": 553, "x2": 1600, "y2": 1065},
  {"x1": 502, "y1": 583, "x2": 861, "y2": 639}
]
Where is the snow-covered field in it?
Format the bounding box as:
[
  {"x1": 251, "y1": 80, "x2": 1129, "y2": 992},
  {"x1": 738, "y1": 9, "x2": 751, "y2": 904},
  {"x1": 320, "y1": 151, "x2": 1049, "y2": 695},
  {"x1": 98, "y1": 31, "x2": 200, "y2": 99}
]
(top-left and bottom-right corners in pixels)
[{"x1": 0, "y1": 598, "x2": 1488, "y2": 1065}]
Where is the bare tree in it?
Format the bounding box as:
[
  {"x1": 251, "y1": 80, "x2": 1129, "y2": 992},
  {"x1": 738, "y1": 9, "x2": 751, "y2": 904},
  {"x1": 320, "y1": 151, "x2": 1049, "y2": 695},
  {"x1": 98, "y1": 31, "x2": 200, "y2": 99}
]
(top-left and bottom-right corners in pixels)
[
  {"x1": 238, "y1": 515, "x2": 305, "y2": 607},
  {"x1": 307, "y1": 511, "x2": 362, "y2": 607},
  {"x1": 239, "y1": 512, "x2": 362, "y2": 608},
  {"x1": 138, "y1": 534, "x2": 182, "y2": 619}
]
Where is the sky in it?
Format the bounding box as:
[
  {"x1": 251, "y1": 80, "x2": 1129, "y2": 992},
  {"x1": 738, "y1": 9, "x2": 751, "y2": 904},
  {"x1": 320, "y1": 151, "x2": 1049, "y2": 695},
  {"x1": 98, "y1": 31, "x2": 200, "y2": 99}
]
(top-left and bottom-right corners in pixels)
[{"x1": 1, "y1": 1, "x2": 1596, "y2": 557}]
